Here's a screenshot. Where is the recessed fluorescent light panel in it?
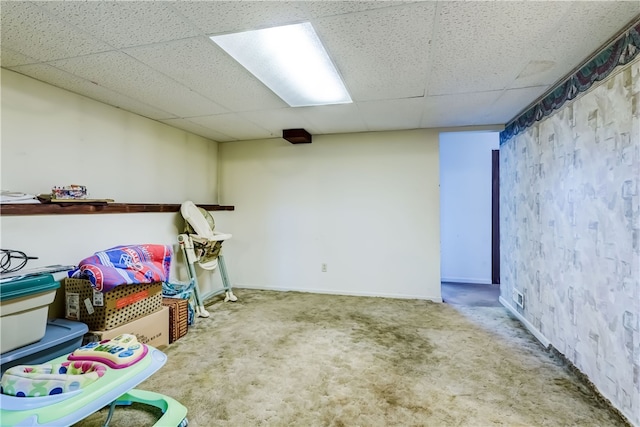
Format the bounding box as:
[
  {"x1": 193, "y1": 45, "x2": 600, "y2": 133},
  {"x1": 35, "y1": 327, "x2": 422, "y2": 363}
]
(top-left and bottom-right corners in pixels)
[{"x1": 210, "y1": 22, "x2": 352, "y2": 107}]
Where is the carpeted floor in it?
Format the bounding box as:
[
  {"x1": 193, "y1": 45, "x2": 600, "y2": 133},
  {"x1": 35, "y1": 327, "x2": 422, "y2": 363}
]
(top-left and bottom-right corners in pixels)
[{"x1": 74, "y1": 289, "x2": 628, "y2": 427}]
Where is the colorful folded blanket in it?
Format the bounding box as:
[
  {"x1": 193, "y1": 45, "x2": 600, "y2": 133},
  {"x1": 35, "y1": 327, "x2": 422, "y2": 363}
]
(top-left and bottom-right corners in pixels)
[{"x1": 69, "y1": 244, "x2": 172, "y2": 292}]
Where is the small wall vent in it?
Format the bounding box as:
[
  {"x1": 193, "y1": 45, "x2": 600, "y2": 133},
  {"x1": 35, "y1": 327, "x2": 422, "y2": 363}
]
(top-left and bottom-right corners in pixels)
[{"x1": 513, "y1": 289, "x2": 524, "y2": 309}]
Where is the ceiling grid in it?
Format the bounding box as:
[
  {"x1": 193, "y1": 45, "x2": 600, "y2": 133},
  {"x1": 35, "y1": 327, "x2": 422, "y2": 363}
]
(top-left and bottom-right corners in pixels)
[{"x1": 2, "y1": 1, "x2": 638, "y2": 142}]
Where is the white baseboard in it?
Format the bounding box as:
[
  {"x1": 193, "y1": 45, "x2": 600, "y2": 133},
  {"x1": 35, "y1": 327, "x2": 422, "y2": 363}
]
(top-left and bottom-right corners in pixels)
[
  {"x1": 234, "y1": 284, "x2": 443, "y2": 303},
  {"x1": 499, "y1": 296, "x2": 550, "y2": 348},
  {"x1": 441, "y1": 277, "x2": 492, "y2": 285}
]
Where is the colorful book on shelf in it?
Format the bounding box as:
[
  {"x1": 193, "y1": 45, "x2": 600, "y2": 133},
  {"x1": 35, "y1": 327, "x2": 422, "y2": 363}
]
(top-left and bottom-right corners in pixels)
[{"x1": 37, "y1": 194, "x2": 114, "y2": 204}]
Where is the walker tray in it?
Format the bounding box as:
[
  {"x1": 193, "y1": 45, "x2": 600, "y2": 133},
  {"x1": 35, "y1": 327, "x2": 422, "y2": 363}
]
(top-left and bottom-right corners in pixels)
[{"x1": 0, "y1": 334, "x2": 187, "y2": 427}]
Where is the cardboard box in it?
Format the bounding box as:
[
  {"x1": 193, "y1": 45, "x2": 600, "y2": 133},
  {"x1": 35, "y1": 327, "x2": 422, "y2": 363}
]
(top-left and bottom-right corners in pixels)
[
  {"x1": 65, "y1": 278, "x2": 162, "y2": 330},
  {"x1": 83, "y1": 306, "x2": 169, "y2": 349}
]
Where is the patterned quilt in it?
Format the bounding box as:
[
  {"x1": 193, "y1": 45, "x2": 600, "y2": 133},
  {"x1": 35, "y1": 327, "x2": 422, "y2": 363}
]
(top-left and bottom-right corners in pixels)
[{"x1": 69, "y1": 244, "x2": 172, "y2": 292}]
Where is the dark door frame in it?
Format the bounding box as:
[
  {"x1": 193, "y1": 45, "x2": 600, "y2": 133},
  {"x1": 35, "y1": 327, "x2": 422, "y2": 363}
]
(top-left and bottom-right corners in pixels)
[{"x1": 491, "y1": 150, "x2": 500, "y2": 285}]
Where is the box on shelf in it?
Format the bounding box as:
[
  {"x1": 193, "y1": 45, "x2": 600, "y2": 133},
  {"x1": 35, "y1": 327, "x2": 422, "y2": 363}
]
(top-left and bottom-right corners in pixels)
[
  {"x1": 161, "y1": 298, "x2": 189, "y2": 343},
  {"x1": 64, "y1": 278, "x2": 162, "y2": 331},
  {"x1": 84, "y1": 306, "x2": 169, "y2": 349},
  {"x1": 1, "y1": 318, "x2": 88, "y2": 375},
  {"x1": 0, "y1": 274, "x2": 60, "y2": 353}
]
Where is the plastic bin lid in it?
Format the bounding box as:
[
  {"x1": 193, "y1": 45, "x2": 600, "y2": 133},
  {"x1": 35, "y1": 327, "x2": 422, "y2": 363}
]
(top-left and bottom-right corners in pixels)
[
  {"x1": 0, "y1": 274, "x2": 60, "y2": 302},
  {"x1": 0, "y1": 318, "x2": 89, "y2": 366}
]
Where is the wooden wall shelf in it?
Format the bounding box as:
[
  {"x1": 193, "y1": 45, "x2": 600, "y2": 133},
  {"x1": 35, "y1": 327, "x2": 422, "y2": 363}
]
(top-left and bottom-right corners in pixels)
[{"x1": 0, "y1": 203, "x2": 234, "y2": 216}]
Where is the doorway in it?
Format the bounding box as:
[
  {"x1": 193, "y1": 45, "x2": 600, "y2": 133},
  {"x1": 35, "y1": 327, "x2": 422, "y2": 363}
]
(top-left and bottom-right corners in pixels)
[{"x1": 439, "y1": 131, "x2": 500, "y2": 304}]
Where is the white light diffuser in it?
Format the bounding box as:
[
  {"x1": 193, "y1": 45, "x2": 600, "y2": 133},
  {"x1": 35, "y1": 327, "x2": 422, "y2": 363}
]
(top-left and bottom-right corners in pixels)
[{"x1": 211, "y1": 22, "x2": 352, "y2": 107}]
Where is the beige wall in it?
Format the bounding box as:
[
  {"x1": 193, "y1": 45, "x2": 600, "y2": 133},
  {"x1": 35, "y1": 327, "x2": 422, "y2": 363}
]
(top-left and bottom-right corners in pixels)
[
  {"x1": 1, "y1": 69, "x2": 218, "y2": 204},
  {"x1": 216, "y1": 130, "x2": 442, "y2": 300},
  {"x1": 1, "y1": 69, "x2": 219, "y2": 295},
  {"x1": 1, "y1": 70, "x2": 442, "y2": 303}
]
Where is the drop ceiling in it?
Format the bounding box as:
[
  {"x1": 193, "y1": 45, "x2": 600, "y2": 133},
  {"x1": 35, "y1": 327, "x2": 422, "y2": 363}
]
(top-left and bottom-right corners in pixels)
[{"x1": 2, "y1": 1, "x2": 638, "y2": 142}]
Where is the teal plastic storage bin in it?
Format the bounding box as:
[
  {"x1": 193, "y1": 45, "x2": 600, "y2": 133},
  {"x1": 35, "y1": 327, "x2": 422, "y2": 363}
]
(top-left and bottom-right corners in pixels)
[{"x1": 0, "y1": 274, "x2": 60, "y2": 353}]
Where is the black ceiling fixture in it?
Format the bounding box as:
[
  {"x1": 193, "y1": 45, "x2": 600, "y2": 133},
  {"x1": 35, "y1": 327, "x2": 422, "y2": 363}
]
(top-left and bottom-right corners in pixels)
[{"x1": 283, "y1": 129, "x2": 312, "y2": 144}]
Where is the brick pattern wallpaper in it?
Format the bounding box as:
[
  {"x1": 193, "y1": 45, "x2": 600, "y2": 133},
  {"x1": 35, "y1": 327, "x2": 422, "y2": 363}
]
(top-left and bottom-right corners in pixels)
[{"x1": 500, "y1": 59, "x2": 639, "y2": 425}]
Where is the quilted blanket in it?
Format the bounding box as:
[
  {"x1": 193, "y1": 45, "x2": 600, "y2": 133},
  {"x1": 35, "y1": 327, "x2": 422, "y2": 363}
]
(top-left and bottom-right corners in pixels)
[{"x1": 69, "y1": 244, "x2": 172, "y2": 292}]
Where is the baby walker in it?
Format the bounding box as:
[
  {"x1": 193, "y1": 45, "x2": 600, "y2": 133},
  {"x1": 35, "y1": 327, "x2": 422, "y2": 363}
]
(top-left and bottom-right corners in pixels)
[
  {"x1": 177, "y1": 201, "x2": 237, "y2": 318},
  {"x1": 0, "y1": 334, "x2": 187, "y2": 427}
]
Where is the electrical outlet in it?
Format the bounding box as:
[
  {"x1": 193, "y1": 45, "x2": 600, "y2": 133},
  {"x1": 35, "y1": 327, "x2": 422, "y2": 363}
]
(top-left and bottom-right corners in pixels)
[{"x1": 321, "y1": 263, "x2": 327, "y2": 272}]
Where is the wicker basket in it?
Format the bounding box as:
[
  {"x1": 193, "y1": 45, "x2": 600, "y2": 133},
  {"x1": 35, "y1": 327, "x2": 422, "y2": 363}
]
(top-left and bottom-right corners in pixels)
[
  {"x1": 65, "y1": 278, "x2": 162, "y2": 331},
  {"x1": 161, "y1": 298, "x2": 189, "y2": 343}
]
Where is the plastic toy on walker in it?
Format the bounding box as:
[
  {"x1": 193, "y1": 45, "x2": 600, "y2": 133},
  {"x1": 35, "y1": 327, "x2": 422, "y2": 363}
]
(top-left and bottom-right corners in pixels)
[{"x1": 0, "y1": 334, "x2": 187, "y2": 427}]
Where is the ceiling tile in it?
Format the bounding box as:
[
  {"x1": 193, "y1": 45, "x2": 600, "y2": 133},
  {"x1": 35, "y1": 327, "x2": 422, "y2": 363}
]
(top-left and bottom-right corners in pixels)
[
  {"x1": 552, "y1": 2, "x2": 640, "y2": 56},
  {"x1": 8, "y1": 63, "x2": 176, "y2": 121},
  {"x1": 171, "y1": 1, "x2": 308, "y2": 35},
  {"x1": 510, "y1": 60, "x2": 562, "y2": 89},
  {"x1": 160, "y1": 118, "x2": 234, "y2": 142},
  {"x1": 314, "y1": 2, "x2": 437, "y2": 102},
  {"x1": 484, "y1": 86, "x2": 550, "y2": 125},
  {"x1": 421, "y1": 91, "x2": 503, "y2": 128},
  {"x1": 428, "y1": 1, "x2": 572, "y2": 95},
  {"x1": 0, "y1": 46, "x2": 39, "y2": 68},
  {"x1": 48, "y1": 51, "x2": 228, "y2": 118},
  {"x1": 0, "y1": 2, "x2": 113, "y2": 63},
  {"x1": 510, "y1": 2, "x2": 640, "y2": 89},
  {"x1": 123, "y1": 37, "x2": 287, "y2": 112},
  {"x1": 358, "y1": 98, "x2": 425, "y2": 131},
  {"x1": 187, "y1": 114, "x2": 275, "y2": 141},
  {"x1": 302, "y1": 1, "x2": 415, "y2": 18},
  {"x1": 238, "y1": 108, "x2": 318, "y2": 136},
  {"x1": 298, "y1": 103, "x2": 367, "y2": 134},
  {"x1": 38, "y1": 1, "x2": 201, "y2": 49}
]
